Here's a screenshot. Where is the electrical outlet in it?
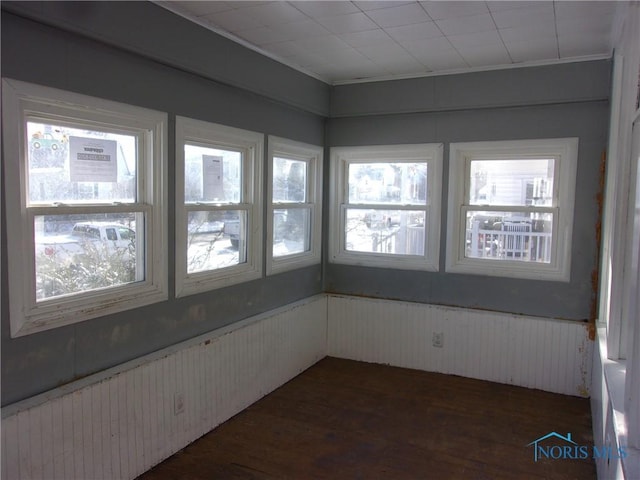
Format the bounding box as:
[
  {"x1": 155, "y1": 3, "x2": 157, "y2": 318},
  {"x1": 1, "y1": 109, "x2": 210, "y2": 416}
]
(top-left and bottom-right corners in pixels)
[
  {"x1": 432, "y1": 332, "x2": 444, "y2": 348},
  {"x1": 174, "y1": 392, "x2": 185, "y2": 415}
]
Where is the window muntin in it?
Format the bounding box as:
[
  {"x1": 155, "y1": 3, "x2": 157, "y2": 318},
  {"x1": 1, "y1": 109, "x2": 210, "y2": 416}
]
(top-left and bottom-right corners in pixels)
[
  {"x1": 330, "y1": 144, "x2": 443, "y2": 271},
  {"x1": 345, "y1": 208, "x2": 426, "y2": 255},
  {"x1": 184, "y1": 144, "x2": 242, "y2": 203},
  {"x1": 267, "y1": 137, "x2": 322, "y2": 275},
  {"x1": 183, "y1": 143, "x2": 248, "y2": 276},
  {"x1": 446, "y1": 139, "x2": 578, "y2": 281},
  {"x1": 272, "y1": 207, "x2": 310, "y2": 257},
  {"x1": 348, "y1": 162, "x2": 427, "y2": 205},
  {"x1": 186, "y1": 209, "x2": 246, "y2": 274},
  {"x1": 463, "y1": 210, "x2": 554, "y2": 263},
  {"x1": 3, "y1": 78, "x2": 168, "y2": 337},
  {"x1": 463, "y1": 156, "x2": 557, "y2": 265},
  {"x1": 272, "y1": 156, "x2": 309, "y2": 258},
  {"x1": 175, "y1": 117, "x2": 263, "y2": 296},
  {"x1": 27, "y1": 121, "x2": 137, "y2": 204},
  {"x1": 273, "y1": 157, "x2": 307, "y2": 203},
  {"x1": 468, "y1": 158, "x2": 555, "y2": 207},
  {"x1": 34, "y1": 212, "x2": 143, "y2": 301}
]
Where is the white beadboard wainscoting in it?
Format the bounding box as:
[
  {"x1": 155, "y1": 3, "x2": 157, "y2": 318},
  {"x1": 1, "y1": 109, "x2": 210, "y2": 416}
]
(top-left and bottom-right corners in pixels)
[
  {"x1": 1, "y1": 295, "x2": 328, "y2": 480},
  {"x1": 327, "y1": 294, "x2": 593, "y2": 397},
  {"x1": 2, "y1": 293, "x2": 596, "y2": 479}
]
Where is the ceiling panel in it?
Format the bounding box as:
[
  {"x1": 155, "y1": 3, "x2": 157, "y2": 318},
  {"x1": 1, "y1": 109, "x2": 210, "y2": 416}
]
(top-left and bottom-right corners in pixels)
[{"x1": 160, "y1": 0, "x2": 619, "y2": 85}]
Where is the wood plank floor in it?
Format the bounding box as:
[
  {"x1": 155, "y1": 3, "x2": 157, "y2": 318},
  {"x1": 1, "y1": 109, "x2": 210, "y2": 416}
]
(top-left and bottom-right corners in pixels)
[{"x1": 138, "y1": 357, "x2": 595, "y2": 479}]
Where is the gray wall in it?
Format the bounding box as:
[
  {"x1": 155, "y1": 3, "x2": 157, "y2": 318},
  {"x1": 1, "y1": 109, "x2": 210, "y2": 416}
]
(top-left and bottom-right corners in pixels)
[
  {"x1": 1, "y1": 2, "x2": 611, "y2": 406},
  {"x1": 325, "y1": 60, "x2": 611, "y2": 321},
  {"x1": 1, "y1": 8, "x2": 327, "y2": 406},
  {"x1": 2, "y1": 1, "x2": 330, "y2": 116}
]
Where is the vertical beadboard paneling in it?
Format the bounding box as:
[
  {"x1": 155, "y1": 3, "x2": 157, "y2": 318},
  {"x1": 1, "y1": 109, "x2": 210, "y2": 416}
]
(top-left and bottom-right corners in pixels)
[
  {"x1": 51, "y1": 398, "x2": 65, "y2": 479},
  {"x1": 327, "y1": 294, "x2": 592, "y2": 397},
  {"x1": 1, "y1": 295, "x2": 327, "y2": 480},
  {"x1": 3, "y1": 411, "x2": 19, "y2": 479}
]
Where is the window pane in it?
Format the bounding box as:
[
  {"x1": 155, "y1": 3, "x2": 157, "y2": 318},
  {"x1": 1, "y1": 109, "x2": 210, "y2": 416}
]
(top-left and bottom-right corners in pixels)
[
  {"x1": 27, "y1": 122, "x2": 137, "y2": 204},
  {"x1": 184, "y1": 144, "x2": 241, "y2": 203},
  {"x1": 345, "y1": 209, "x2": 425, "y2": 255},
  {"x1": 35, "y1": 212, "x2": 142, "y2": 301},
  {"x1": 348, "y1": 162, "x2": 427, "y2": 205},
  {"x1": 465, "y1": 210, "x2": 553, "y2": 263},
  {"x1": 187, "y1": 210, "x2": 246, "y2": 274},
  {"x1": 273, "y1": 208, "x2": 310, "y2": 257},
  {"x1": 273, "y1": 157, "x2": 307, "y2": 203},
  {"x1": 469, "y1": 159, "x2": 554, "y2": 207}
]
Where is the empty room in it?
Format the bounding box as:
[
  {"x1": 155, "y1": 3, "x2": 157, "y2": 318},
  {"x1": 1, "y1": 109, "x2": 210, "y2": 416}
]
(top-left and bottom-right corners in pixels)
[{"x1": 1, "y1": 1, "x2": 639, "y2": 479}]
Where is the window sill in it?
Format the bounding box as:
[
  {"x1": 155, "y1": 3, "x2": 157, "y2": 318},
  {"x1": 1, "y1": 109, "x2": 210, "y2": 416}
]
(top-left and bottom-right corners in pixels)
[{"x1": 445, "y1": 259, "x2": 570, "y2": 282}]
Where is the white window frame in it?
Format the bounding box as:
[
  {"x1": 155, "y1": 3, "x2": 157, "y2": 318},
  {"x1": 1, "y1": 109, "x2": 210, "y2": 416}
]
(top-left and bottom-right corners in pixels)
[
  {"x1": 2, "y1": 78, "x2": 168, "y2": 337},
  {"x1": 267, "y1": 136, "x2": 323, "y2": 275},
  {"x1": 446, "y1": 138, "x2": 578, "y2": 281},
  {"x1": 329, "y1": 143, "x2": 443, "y2": 271},
  {"x1": 175, "y1": 116, "x2": 263, "y2": 297}
]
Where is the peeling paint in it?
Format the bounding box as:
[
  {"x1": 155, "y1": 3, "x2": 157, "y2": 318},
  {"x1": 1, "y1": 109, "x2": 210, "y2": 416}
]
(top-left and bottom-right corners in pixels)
[
  {"x1": 589, "y1": 150, "x2": 607, "y2": 334},
  {"x1": 577, "y1": 338, "x2": 591, "y2": 397}
]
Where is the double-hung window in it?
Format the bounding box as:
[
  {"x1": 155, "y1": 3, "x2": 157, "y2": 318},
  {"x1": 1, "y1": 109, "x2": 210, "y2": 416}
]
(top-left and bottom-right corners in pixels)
[
  {"x1": 267, "y1": 136, "x2": 322, "y2": 275},
  {"x1": 175, "y1": 117, "x2": 263, "y2": 297},
  {"x1": 446, "y1": 138, "x2": 578, "y2": 281},
  {"x1": 329, "y1": 144, "x2": 443, "y2": 270},
  {"x1": 2, "y1": 79, "x2": 168, "y2": 337}
]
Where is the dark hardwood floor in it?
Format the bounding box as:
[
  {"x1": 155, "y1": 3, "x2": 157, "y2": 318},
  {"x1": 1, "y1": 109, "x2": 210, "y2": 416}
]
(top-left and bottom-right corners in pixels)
[{"x1": 138, "y1": 357, "x2": 595, "y2": 479}]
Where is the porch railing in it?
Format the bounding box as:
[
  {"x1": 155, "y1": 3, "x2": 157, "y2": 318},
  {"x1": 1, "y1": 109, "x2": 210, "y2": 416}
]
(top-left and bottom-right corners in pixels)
[{"x1": 466, "y1": 222, "x2": 552, "y2": 262}]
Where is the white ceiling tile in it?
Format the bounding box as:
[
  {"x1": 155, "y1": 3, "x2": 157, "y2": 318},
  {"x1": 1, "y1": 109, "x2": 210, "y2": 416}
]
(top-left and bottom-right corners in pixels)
[
  {"x1": 556, "y1": 14, "x2": 615, "y2": 38},
  {"x1": 275, "y1": 19, "x2": 332, "y2": 41},
  {"x1": 294, "y1": 34, "x2": 352, "y2": 53},
  {"x1": 504, "y1": 39, "x2": 559, "y2": 63},
  {"x1": 435, "y1": 13, "x2": 497, "y2": 36},
  {"x1": 168, "y1": 1, "x2": 234, "y2": 17},
  {"x1": 365, "y1": 3, "x2": 431, "y2": 28},
  {"x1": 385, "y1": 21, "x2": 442, "y2": 42},
  {"x1": 204, "y1": 9, "x2": 264, "y2": 32},
  {"x1": 316, "y1": 12, "x2": 379, "y2": 34},
  {"x1": 323, "y1": 47, "x2": 374, "y2": 65},
  {"x1": 239, "y1": 2, "x2": 308, "y2": 26},
  {"x1": 498, "y1": 23, "x2": 556, "y2": 44},
  {"x1": 235, "y1": 27, "x2": 290, "y2": 46},
  {"x1": 421, "y1": 1, "x2": 489, "y2": 20},
  {"x1": 338, "y1": 29, "x2": 394, "y2": 48},
  {"x1": 554, "y1": 1, "x2": 618, "y2": 21},
  {"x1": 227, "y1": 2, "x2": 266, "y2": 9},
  {"x1": 287, "y1": 51, "x2": 336, "y2": 68},
  {"x1": 447, "y1": 30, "x2": 502, "y2": 50},
  {"x1": 347, "y1": 65, "x2": 395, "y2": 80},
  {"x1": 486, "y1": 1, "x2": 547, "y2": 13},
  {"x1": 163, "y1": 0, "x2": 620, "y2": 83},
  {"x1": 491, "y1": 4, "x2": 554, "y2": 29},
  {"x1": 261, "y1": 40, "x2": 306, "y2": 58},
  {"x1": 558, "y1": 32, "x2": 612, "y2": 58},
  {"x1": 381, "y1": 58, "x2": 429, "y2": 75},
  {"x1": 416, "y1": 49, "x2": 468, "y2": 70},
  {"x1": 354, "y1": 1, "x2": 415, "y2": 12},
  {"x1": 401, "y1": 36, "x2": 455, "y2": 55},
  {"x1": 291, "y1": 1, "x2": 361, "y2": 18},
  {"x1": 356, "y1": 42, "x2": 413, "y2": 61},
  {"x1": 456, "y1": 44, "x2": 512, "y2": 67}
]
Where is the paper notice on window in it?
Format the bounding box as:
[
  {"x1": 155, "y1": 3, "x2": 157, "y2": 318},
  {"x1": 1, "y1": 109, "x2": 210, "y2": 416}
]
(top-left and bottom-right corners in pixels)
[
  {"x1": 202, "y1": 155, "x2": 224, "y2": 201},
  {"x1": 69, "y1": 136, "x2": 118, "y2": 182}
]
